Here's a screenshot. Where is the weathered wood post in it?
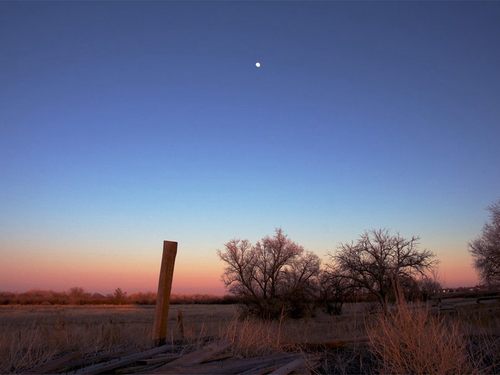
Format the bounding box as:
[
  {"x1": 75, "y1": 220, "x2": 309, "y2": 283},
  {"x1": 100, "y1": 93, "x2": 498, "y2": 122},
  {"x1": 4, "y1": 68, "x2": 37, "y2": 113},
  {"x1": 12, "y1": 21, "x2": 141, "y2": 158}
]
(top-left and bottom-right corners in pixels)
[{"x1": 152, "y1": 240, "x2": 177, "y2": 346}]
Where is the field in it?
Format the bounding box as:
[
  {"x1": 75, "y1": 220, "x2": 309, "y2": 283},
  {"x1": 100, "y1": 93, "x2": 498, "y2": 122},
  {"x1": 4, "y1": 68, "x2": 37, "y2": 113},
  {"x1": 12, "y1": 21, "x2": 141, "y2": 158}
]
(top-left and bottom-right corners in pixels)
[{"x1": 1, "y1": 299, "x2": 499, "y2": 374}]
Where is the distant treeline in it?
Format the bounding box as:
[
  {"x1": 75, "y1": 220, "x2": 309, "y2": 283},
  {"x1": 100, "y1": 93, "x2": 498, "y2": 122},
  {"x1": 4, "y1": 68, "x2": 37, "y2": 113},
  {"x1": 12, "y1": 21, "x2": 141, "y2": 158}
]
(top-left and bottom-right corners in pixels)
[
  {"x1": 2, "y1": 286, "x2": 495, "y2": 307},
  {"x1": 0, "y1": 287, "x2": 240, "y2": 305}
]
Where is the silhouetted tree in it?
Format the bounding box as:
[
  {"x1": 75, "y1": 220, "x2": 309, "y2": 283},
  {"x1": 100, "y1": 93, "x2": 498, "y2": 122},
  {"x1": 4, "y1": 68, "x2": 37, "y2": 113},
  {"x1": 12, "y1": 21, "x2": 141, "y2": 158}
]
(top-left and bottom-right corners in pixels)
[
  {"x1": 469, "y1": 200, "x2": 500, "y2": 286},
  {"x1": 328, "y1": 229, "x2": 437, "y2": 310},
  {"x1": 218, "y1": 228, "x2": 321, "y2": 319},
  {"x1": 68, "y1": 287, "x2": 90, "y2": 305},
  {"x1": 129, "y1": 292, "x2": 156, "y2": 305},
  {"x1": 319, "y1": 267, "x2": 355, "y2": 315},
  {"x1": 416, "y1": 276, "x2": 442, "y2": 301},
  {"x1": 113, "y1": 288, "x2": 127, "y2": 304}
]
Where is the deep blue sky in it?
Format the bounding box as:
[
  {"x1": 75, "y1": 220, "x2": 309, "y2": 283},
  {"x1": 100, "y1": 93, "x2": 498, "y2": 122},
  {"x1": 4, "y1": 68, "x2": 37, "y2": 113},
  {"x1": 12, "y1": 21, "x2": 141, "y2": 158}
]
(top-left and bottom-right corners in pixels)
[{"x1": 1, "y1": 1, "x2": 499, "y2": 292}]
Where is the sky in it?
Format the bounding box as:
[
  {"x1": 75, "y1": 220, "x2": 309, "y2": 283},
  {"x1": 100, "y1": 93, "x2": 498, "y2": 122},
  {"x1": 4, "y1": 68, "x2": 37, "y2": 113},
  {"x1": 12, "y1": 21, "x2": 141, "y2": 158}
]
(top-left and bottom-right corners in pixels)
[{"x1": 1, "y1": 1, "x2": 499, "y2": 294}]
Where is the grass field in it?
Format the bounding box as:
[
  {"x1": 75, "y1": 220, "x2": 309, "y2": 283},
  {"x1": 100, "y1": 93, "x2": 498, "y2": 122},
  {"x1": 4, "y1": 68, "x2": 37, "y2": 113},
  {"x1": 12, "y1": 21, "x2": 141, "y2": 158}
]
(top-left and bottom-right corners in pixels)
[
  {"x1": 0, "y1": 303, "x2": 370, "y2": 373},
  {"x1": 1, "y1": 299, "x2": 499, "y2": 373}
]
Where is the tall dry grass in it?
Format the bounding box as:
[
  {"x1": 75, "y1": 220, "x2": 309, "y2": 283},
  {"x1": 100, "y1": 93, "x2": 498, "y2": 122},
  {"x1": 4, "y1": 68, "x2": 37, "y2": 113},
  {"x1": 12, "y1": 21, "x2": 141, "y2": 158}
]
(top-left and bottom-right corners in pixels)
[
  {"x1": 367, "y1": 303, "x2": 473, "y2": 375},
  {"x1": 219, "y1": 316, "x2": 287, "y2": 357},
  {"x1": 3, "y1": 303, "x2": 497, "y2": 373},
  {"x1": 0, "y1": 319, "x2": 151, "y2": 373}
]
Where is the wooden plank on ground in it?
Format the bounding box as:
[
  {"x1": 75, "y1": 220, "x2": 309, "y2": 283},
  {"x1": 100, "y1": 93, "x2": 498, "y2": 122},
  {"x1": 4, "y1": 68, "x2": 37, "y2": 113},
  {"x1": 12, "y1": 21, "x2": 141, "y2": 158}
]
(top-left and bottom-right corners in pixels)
[
  {"x1": 236, "y1": 354, "x2": 301, "y2": 375},
  {"x1": 153, "y1": 341, "x2": 231, "y2": 371},
  {"x1": 61, "y1": 350, "x2": 132, "y2": 373},
  {"x1": 27, "y1": 351, "x2": 81, "y2": 374},
  {"x1": 74, "y1": 344, "x2": 175, "y2": 375},
  {"x1": 158, "y1": 353, "x2": 298, "y2": 375},
  {"x1": 114, "y1": 364, "x2": 152, "y2": 374},
  {"x1": 269, "y1": 357, "x2": 306, "y2": 375},
  {"x1": 137, "y1": 354, "x2": 181, "y2": 365},
  {"x1": 269, "y1": 354, "x2": 322, "y2": 375}
]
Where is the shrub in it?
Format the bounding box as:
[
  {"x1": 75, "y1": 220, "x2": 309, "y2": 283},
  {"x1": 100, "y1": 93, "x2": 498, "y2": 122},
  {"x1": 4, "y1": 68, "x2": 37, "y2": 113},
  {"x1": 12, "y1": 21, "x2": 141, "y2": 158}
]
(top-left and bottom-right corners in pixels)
[{"x1": 367, "y1": 303, "x2": 471, "y2": 375}]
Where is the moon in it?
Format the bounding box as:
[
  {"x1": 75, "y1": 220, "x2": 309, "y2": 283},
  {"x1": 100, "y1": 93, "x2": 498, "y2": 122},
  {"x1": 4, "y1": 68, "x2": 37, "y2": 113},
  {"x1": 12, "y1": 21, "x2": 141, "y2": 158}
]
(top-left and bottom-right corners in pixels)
[{"x1": 255, "y1": 62, "x2": 261, "y2": 68}]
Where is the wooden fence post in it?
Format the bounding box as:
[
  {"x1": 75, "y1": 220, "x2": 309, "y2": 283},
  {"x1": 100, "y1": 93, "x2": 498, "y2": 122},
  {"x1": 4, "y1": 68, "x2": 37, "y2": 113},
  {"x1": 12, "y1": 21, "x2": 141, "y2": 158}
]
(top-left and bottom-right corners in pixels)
[{"x1": 152, "y1": 240, "x2": 178, "y2": 346}]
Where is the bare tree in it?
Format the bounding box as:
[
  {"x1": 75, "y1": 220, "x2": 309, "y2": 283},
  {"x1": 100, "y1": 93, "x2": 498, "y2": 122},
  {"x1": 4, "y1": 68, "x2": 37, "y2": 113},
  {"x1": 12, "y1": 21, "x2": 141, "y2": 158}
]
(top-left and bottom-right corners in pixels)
[
  {"x1": 68, "y1": 287, "x2": 90, "y2": 305},
  {"x1": 416, "y1": 276, "x2": 442, "y2": 301},
  {"x1": 319, "y1": 266, "x2": 356, "y2": 315},
  {"x1": 113, "y1": 288, "x2": 127, "y2": 305},
  {"x1": 469, "y1": 200, "x2": 500, "y2": 286},
  {"x1": 218, "y1": 228, "x2": 321, "y2": 319},
  {"x1": 328, "y1": 229, "x2": 437, "y2": 310},
  {"x1": 281, "y1": 250, "x2": 321, "y2": 318}
]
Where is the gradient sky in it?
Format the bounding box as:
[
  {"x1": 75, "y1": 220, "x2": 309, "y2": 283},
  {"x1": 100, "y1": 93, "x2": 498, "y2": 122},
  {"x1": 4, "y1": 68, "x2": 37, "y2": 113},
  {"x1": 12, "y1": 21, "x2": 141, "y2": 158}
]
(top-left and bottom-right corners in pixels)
[{"x1": 1, "y1": 1, "x2": 499, "y2": 294}]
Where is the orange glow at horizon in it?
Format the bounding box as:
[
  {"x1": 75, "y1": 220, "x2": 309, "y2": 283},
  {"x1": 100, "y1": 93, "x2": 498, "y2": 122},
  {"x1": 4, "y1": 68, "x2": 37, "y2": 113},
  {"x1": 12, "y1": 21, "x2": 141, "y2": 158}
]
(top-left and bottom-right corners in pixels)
[
  {"x1": 0, "y1": 242, "x2": 226, "y2": 295},
  {"x1": 0, "y1": 239, "x2": 480, "y2": 295},
  {"x1": 1, "y1": 258, "x2": 479, "y2": 295},
  {"x1": 435, "y1": 253, "x2": 478, "y2": 288}
]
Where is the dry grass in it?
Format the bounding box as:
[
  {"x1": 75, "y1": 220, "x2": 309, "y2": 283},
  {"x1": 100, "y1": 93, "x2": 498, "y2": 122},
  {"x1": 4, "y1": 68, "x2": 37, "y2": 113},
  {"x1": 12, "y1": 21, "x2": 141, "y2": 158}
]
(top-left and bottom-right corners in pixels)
[
  {"x1": 219, "y1": 317, "x2": 286, "y2": 357},
  {"x1": 0, "y1": 306, "x2": 284, "y2": 372},
  {"x1": 455, "y1": 303, "x2": 500, "y2": 373},
  {"x1": 0, "y1": 317, "x2": 151, "y2": 373},
  {"x1": 0, "y1": 304, "x2": 235, "y2": 373},
  {"x1": 1, "y1": 301, "x2": 498, "y2": 373},
  {"x1": 367, "y1": 303, "x2": 473, "y2": 375},
  {"x1": 0, "y1": 303, "x2": 368, "y2": 372}
]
